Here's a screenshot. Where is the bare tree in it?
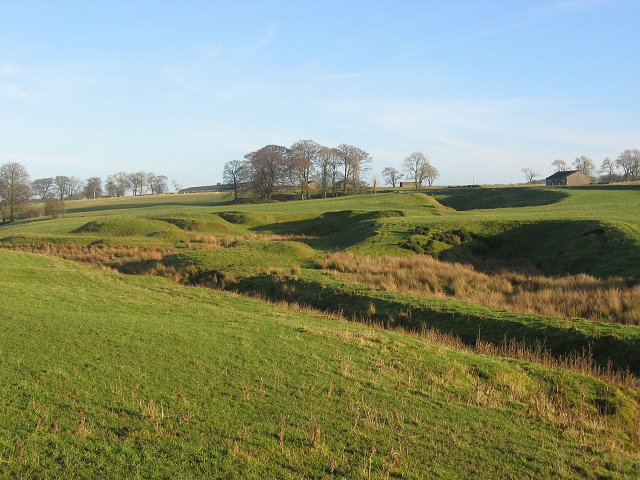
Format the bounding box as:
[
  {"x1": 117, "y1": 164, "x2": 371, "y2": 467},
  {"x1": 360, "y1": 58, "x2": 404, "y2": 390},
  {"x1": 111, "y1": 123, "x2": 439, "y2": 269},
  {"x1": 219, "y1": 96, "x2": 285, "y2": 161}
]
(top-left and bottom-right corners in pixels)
[
  {"x1": 403, "y1": 152, "x2": 428, "y2": 189},
  {"x1": 551, "y1": 159, "x2": 567, "y2": 172},
  {"x1": 315, "y1": 146, "x2": 340, "y2": 198},
  {"x1": 31, "y1": 178, "x2": 54, "y2": 201},
  {"x1": 54, "y1": 176, "x2": 71, "y2": 201},
  {"x1": 222, "y1": 160, "x2": 247, "y2": 201},
  {"x1": 245, "y1": 144, "x2": 290, "y2": 202},
  {"x1": 0, "y1": 162, "x2": 31, "y2": 222},
  {"x1": 108, "y1": 172, "x2": 131, "y2": 197},
  {"x1": 172, "y1": 180, "x2": 183, "y2": 193},
  {"x1": 351, "y1": 147, "x2": 371, "y2": 194},
  {"x1": 616, "y1": 149, "x2": 640, "y2": 181},
  {"x1": 320, "y1": 147, "x2": 342, "y2": 198},
  {"x1": 290, "y1": 139, "x2": 320, "y2": 200},
  {"x1": 336, "y1": 144, "x2": 371, "y2": 194},
  {"x1": 521, "y1": 168, "x2": 539, "y2": 183},
  {"x1": 84, "y1": 177, "x2": 103, "y2": 199},
  {"x1": 573, "y1": 156, "x2": 596, "y2": 177},
  {"x1": 130, "y1": 171, "x2": 148, "y2": 196},
  {"x1": 370, "y1": 173, "x2": 379, "y2": 194},
  {"x1": 599, "y1": 158, "x2": 617, "y2": 183},
  {"x1": 336, "y1": 145, "x2": 353, "y2": 194},
  {"x1": 147, "y1": 174, "x2": 168, "y2": 194},
  {"x1": 381, "y1": 167, "x2": 402, "y2": 187},
  {"x1": 68, "y1": 176, "x2": 84, "y2": 199},
  {"x1": 422, "y1": 162, "x2": 440, "y2": 186},
  {"x1": 104, "y1": 176, "x2": 117, "y2": 197}
]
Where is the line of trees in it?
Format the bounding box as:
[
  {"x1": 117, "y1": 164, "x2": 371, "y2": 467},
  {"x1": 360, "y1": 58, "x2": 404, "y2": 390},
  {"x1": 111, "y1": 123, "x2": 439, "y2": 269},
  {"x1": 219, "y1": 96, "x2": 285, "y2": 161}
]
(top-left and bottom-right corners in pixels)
[
  {"x1": 29, "y1": 172, "x2": 176, "y2": 203},
  {"x1": 223, "y1": 143, "x2": 440, "y2": 202},
  {"x1": 223, "y1": 140, "x2": 373, "y2": 202},
  {"x1": 525, "y1": 149, "x2": 640, "y2": 183},
  {"x1": 0, "y1": 162, "x2": 178, "y2": 223}
]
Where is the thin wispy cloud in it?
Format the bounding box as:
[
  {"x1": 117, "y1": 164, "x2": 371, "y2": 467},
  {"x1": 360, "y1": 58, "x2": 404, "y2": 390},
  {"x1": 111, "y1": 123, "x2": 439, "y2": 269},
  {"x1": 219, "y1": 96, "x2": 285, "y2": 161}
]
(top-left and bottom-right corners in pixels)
[
  {"x1": 1, "y1": 1, "x2": 637, "y2": 185},
  {"x1": 161, "y1": 27, "x2": 280, "y2": 101},
  {"x1": 0, "y1": 62, "x2": 94, "y2": 101}
]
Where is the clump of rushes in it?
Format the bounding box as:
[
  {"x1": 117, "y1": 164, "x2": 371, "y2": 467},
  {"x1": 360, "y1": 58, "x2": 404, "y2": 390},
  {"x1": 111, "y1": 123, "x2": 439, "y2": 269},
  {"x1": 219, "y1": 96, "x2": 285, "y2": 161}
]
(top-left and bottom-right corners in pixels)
[{"x1": 317, "y1": 252, "x2": 640, "y2": 324}]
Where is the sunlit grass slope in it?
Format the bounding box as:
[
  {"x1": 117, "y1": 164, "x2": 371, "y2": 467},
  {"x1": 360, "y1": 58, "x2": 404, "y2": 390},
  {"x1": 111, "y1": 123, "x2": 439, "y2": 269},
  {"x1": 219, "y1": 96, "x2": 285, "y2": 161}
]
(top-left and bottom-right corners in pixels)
[{"x1": 0, "y1": 250, "x2": 638, "y2": 479}]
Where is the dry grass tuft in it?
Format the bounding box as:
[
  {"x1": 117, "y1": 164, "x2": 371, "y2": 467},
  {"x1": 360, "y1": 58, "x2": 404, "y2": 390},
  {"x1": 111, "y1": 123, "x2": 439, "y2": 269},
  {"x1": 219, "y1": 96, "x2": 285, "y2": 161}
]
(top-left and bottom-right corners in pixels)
[
  {"x1": 189, "y1": 233, "x2": 313, "y2": 250},
  {"x1": 2, "y1": 242, "x2": 175, "y2": 273},
  {"x1": 278, "y1": 416, "x2": 285, "y2": 452},
  {"x1": 310, "y1": 418, "x2": 321, "y2": 448}
]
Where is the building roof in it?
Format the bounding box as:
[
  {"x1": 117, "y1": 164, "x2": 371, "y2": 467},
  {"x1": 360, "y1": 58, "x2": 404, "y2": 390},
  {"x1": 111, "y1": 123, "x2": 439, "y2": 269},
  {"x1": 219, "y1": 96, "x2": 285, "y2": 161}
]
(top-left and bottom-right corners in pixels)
[{"x1": 545, "y1": 170, "x2": 580, "y2": 180}]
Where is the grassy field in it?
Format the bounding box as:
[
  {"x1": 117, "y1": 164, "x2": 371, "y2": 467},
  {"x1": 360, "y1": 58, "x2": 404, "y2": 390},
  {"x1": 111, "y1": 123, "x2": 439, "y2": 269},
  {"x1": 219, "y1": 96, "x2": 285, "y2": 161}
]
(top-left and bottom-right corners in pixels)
[
  {"x1": 1, "y1": 184, "x2": 640, "y2": 478},
  {"x1": 1, "y1": 250, "x2": 639, "y2": 478}
]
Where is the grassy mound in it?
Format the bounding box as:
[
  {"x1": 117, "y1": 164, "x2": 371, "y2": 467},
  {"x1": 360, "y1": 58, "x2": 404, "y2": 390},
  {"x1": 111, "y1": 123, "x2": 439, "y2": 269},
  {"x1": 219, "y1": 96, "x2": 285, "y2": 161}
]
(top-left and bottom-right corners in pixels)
[
  {"x1": 73, "y1": 217, "x2": 186, "y2": 239},
  {"x1": 154, "y1": 215, "x2": 237, "y2": 235},
  {"x1": 1, "y1": 249, "x2": 638, "y2": 478},
  {"x1": 163, "y1": 240, "x2": 317, "y2": 277}
]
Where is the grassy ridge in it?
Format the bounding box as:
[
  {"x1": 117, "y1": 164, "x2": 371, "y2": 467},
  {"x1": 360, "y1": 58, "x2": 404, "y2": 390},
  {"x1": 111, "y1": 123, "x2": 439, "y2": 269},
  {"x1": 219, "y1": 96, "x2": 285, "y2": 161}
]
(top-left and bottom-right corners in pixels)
[
  {"x1": 164, "y1": 240, "x2": 317, "y2": 277},
  {"x1": 0, "y1": 250, "x2": 638, "y2": 478}
]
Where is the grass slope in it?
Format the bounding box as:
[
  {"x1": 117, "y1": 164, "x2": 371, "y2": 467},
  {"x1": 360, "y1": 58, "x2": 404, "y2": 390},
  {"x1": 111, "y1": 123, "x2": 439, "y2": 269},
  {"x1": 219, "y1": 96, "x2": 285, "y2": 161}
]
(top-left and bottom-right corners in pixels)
[
  {"x1": 1, "y1": 250, "x2": 639, "y2": 478},
  {"x1": 234, "y1": 270, "x2": 640, "y2": 373}
]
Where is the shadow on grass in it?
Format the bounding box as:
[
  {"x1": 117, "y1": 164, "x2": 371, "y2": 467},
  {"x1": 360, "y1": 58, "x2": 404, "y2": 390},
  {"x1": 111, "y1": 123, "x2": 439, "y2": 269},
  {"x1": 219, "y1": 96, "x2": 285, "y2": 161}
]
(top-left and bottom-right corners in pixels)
[
  {"x1": 438, "y1": 220, "x2": 640, "y2": 279},
  {"x1": 573, "y1": 184, "x2": 640, "y2": 192},
  {"x1": 232, "y1": 273, "x2": 640, "y2": 374},
  {"x1": 431, "y1": 187, "x2": 569, "y2": 211}
]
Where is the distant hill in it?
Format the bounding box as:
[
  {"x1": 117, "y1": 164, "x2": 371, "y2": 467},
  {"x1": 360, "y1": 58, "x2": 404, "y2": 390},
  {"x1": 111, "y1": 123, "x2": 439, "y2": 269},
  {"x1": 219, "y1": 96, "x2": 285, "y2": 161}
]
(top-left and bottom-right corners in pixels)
[{"x1": 179, "y1": 183, "x2": 235, "y2": 193}]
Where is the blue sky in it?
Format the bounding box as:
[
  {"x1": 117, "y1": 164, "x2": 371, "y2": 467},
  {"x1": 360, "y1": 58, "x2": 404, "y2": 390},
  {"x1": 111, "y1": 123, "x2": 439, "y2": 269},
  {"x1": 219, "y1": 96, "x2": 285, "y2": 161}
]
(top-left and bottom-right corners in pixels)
[{"x1": 1, "y1": 0, "x2": 638, "y2": 187}]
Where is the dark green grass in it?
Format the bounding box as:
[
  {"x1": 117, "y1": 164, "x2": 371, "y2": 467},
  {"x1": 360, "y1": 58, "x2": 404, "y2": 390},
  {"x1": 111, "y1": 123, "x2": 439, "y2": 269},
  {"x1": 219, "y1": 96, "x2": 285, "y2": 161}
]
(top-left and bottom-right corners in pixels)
[
  {"x1": 430, "y1": 186, "x2": 570, "y2": 210},
  {"x1": 164, "y1": 240, "x2": 317, "y2": 277},
  {"x1": 1, "y1": 250, "x2": 638, "y2": 479},
  {"x1": 398, "y1": 219, "x2": 640, "y2": 278}
]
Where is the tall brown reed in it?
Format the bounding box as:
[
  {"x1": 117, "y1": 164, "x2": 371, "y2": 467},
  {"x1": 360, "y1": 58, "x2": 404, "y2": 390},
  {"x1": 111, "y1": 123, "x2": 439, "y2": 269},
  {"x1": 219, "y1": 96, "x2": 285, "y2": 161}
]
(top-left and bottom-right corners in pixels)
[{"x1": 317, "y1": 252, "x2": 640, "y2": 325}]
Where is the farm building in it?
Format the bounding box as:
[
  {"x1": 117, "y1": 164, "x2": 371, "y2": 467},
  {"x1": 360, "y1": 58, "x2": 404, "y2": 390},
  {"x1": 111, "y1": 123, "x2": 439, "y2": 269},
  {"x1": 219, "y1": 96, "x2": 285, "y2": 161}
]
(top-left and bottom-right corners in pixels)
[
  {"x1": 399, "y1": 181, "x2": 421, "y2": 188},
  {"x1": 545, "y1": 170, "x2": 591, "y2": 186}
]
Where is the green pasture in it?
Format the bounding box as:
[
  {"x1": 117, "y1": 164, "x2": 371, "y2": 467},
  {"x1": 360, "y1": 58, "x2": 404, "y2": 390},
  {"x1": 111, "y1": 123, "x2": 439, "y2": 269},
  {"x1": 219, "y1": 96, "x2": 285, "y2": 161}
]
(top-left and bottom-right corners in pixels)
[
  {"x1": 0, "y1": 250, "x2": 638, "y2": 478},
  {"x1": 1, "y1": 184, "x2": 640, "y2": 477}
]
